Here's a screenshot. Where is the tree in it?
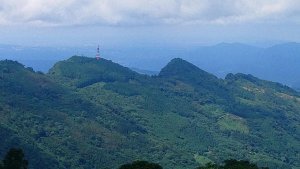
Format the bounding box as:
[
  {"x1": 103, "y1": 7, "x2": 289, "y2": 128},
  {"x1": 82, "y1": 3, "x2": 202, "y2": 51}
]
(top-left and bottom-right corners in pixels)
[
  {"x1": 196, "y1": 162, "x2": 219, "y2": 169},
  {"x1": 118, "y1": 160, "x2": 162, "y2": 169},
  {"x1": 196, "y1": 160, "x2": 269, "y2": 169},
  {"x1": 2, "y1": 148, "x2": 28, "y2": 169},
  {"x1": 222, "y1": 159, "x2": 269, "y2": 169}
]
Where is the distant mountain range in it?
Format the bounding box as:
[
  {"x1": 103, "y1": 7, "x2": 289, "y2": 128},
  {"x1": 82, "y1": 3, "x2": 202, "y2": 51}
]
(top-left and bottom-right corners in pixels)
[
  {"x1": 0, "y1": 56, "x2": 299, "y2": 169},
  {"x1": 184, "y1": 42, "x2": 300, "y2": 90},
  {"x1": 1, "y1": 42, "x2": 300, "y2": 89}
]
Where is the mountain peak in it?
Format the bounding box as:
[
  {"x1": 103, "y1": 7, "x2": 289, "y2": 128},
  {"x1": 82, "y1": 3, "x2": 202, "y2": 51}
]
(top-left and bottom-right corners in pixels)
[
  {"x1": 159, "y1": 58, "x2": 217, "y2": 81},
  {"x1": 159, "y1": 58, "x2": 204, "y2": 77},
  {"x1": 49, "y1": 56, "x2": 139, "y2": 88},
  {"x1": 158, "y1": 58, "x2": 225, "y2": 95},
  {"x1": 0, "y1": 59, "x2": 25, "y2": 69},
  {"x1": 0, "y1": 59, "x2": 37, "y2": 74}
]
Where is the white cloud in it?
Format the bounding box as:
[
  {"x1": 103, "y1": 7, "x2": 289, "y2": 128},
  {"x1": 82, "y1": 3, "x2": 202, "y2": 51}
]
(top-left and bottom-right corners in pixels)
[{"x1": 0, "y1": 0, "x2": 299, "y2": 26}]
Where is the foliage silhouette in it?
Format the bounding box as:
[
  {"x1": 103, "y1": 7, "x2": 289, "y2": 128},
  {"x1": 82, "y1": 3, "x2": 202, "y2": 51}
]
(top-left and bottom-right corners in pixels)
[
  {"x1": 2, "y1": 148, "x2": 28, "y2": 169},
  {"x1": 196, "y1": 160, "x2": 269, "y2": 169},
  {"x1": 119, "y1": 161, "x2": 163, "y2": 169}
]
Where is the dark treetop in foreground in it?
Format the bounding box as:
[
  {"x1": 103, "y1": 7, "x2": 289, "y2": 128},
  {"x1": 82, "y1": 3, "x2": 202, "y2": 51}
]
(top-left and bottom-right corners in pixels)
[{"x1": 0, "y1": 148, "x2": 28, "y2": 169}]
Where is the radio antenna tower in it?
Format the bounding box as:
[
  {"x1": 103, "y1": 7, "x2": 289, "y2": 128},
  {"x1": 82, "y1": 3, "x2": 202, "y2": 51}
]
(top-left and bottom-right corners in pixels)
[{"x1": 96, "y1": 45, "x2": 100, "y2": 60}]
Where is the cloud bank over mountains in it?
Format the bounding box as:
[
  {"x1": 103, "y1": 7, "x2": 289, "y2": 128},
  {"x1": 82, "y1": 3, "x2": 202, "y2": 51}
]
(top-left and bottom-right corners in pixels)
[{"x1": 0, "y1": 0, "x2": 299, "y2": 27}]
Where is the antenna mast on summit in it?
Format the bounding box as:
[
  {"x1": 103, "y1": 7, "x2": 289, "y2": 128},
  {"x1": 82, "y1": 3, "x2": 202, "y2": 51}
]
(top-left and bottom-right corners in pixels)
[{"x1": 96, "y1": 45, "x2": 100, "y2": 60}]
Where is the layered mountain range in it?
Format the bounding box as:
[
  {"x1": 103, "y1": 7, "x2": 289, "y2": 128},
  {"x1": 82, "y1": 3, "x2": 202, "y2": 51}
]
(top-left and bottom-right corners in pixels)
[
  {"x1": 2, "y1": 42, "x2": 300, "y2": 89},
  {"x1": 0, "y1": 56, "x2": 299, "y2": 169}
]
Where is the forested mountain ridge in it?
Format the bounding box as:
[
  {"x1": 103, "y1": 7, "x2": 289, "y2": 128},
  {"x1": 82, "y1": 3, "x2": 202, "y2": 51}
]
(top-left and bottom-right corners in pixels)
[
  {"x1": 2, "y1": 42, "x2": 300, "y2": 89},
  {"x1": 0, "y1": 56, "x2": 299, "y2": 169}
]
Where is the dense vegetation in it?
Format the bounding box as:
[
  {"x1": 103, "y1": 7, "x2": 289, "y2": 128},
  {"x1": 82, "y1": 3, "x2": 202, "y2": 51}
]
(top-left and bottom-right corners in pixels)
[
  {"x1": 0, "y1": 56, "x2": 299, "y2": 169},
  {"x1": 0, "y1": 148, "x2": 28, "y2": 169},
  {"x1": 119, "y1": 159, "x2": 269, "y2": 169},
  {"x1": 196, "y1": 159, "x2": 269, "y2": 169},
  {"x1": 0, "y1": 148, "x2": 266, "y2": 169}
]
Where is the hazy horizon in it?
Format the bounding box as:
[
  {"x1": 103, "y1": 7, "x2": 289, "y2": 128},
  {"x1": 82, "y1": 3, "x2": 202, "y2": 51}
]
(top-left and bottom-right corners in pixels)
[{"x1": 1, "y1": 0, "x2": 300, "y2": 48}]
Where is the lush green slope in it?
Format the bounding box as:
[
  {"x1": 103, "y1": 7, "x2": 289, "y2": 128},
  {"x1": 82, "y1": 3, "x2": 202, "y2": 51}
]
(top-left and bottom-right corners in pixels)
[
  {"x1": 1, "y1": 56, "x2": 299, "y2": 169},
  {"x1": 0, "y1": 59, "x2": 154, "y2": 169}
]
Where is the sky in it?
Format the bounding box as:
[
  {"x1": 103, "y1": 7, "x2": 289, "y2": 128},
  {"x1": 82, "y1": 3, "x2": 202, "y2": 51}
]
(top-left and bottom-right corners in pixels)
[{"x1": 1, "y1": 0, "x2": 300, "y2": 47}]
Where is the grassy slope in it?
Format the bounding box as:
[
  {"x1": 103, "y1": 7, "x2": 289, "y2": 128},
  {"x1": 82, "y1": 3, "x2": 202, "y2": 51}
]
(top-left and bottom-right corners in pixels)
[{"x1": 0, "y1": 56, "x2": 299, "y2": 169}]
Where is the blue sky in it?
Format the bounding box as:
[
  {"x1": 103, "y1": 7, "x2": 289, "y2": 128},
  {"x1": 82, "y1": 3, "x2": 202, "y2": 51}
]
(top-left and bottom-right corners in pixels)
[{"x1": 1, "y1": 0, "x2": 300, "y2": 47}]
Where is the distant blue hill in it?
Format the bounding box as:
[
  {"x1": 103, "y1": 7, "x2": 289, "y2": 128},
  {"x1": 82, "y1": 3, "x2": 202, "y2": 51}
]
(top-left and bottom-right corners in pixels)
[
  {"x1": 1, "y1": 42, "x2": 300, "y2": 89},
  {"x1": 184, "y1": 42, "x2": 300, "y2": 89}
]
